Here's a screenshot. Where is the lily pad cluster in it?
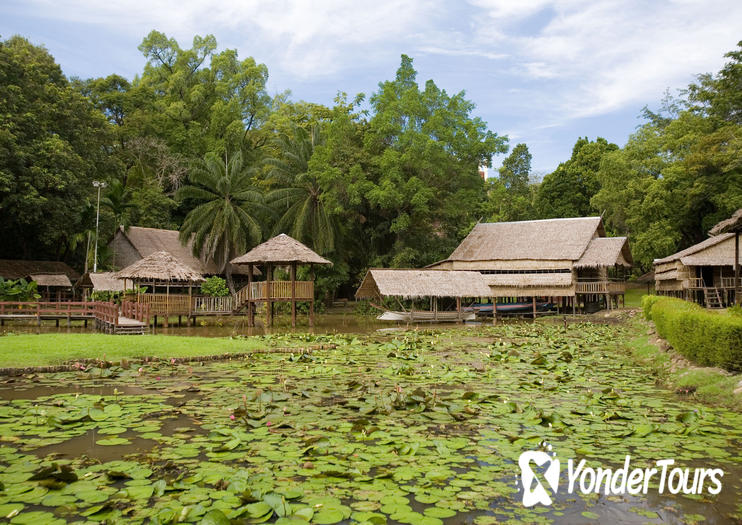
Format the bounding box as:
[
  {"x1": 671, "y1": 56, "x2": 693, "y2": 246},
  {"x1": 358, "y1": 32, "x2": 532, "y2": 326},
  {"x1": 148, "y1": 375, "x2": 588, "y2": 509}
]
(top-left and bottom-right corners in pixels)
[{"x1": 0, "y1": 322, "x2": 740, "y2": 523}]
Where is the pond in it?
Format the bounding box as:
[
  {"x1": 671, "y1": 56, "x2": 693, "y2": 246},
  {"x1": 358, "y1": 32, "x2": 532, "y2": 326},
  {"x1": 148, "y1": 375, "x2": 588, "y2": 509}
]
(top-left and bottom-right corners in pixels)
[{"x1": 0, "y1": 323, "x2": 740, "y2": 524}]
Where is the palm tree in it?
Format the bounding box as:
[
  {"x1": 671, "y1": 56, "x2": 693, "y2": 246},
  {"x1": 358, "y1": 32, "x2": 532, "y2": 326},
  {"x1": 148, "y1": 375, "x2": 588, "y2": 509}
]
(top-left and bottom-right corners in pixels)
[
  {"x1": 102, "y1": 179, "x2": 136, "y2": 229},
  {"x1": 265, "y1": 124, "x2": 336, "y2": 254},
  {"x1": 177, "y1": 151, "x2": 267, "y2": 293}
]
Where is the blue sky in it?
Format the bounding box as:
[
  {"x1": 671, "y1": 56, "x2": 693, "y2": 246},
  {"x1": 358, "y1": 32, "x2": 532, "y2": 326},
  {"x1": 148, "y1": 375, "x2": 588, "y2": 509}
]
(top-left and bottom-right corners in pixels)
[{"x1": 2, "y1": 0, "x2": 741, "y2": 175}]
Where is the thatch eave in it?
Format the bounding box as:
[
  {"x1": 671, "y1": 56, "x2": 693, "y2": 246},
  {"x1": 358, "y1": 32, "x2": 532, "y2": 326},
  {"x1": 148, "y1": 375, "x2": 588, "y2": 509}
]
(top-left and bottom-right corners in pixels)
[{"x1": 231, "y1": 234, "x2": 332, "y2": 266}]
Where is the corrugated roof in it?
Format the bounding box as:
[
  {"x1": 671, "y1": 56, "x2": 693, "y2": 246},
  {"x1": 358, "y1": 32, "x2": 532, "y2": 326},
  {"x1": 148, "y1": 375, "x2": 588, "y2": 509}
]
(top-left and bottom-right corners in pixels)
[
  {"x1": 355, "y1": 269, "x2": 492, "y2": 299},
  {"x1": 447, "y1": 217, "x2": 604, "y2": 262},
  {"x1": 0, "y1": 260, "x2": 79, "y2": 281},
  {"x1": 28, "y1": 273, "x2": 72, "y2": 287},
  {"x1": 574, "y1": 237, "x2": 632, "y2": 268},
  {"x1": 231, "y1": 234, "x2": 332, "y2": 266}
]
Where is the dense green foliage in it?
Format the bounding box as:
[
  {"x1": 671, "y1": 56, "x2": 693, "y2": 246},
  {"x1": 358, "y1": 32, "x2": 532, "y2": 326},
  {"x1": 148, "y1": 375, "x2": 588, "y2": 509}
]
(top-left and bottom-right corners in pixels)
[
  {"x1": 0, "y1": 278, "x2": 40, "y2": 302},
  {"x1": 200, "y1": 276, "x2": 230, "y2": 297},
  {"x1": 2, "y1": 32, "x2": 741, "y2": 291},
  {"x1": 644, "y1": 295, "x2": 742, "y2": 371}
]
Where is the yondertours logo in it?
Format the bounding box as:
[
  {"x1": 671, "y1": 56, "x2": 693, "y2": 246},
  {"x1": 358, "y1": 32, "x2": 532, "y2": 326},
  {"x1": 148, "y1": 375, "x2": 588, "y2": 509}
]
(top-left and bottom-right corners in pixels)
[{"x1": 518, "y1": 444, "x2": 724, "y2": 507}]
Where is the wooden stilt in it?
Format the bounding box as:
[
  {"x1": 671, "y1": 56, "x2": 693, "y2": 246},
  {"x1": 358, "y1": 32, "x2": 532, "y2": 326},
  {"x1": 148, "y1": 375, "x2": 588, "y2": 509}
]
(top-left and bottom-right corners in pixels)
[
  {"x1": 266, "y1": 264, "x2": 273, "y2": 328},
  {"x1": 492, "y1": 298, "x2": 497, "y2": 325},
  {"x1": 532, "y1": 296, "x2": 536, "y2": 319},
  {"x1": 247, "y1": 263, "x2": 254, "y2": 327},
  {"x1": 291, "y1": 262, "x2": 297, "y2": 328},
  {"x1": 572, "y1": 296, "x2": 576, "y2": 315},
  {"x1": 456, "y1": 297, "x2": 462, "y2": 323}
]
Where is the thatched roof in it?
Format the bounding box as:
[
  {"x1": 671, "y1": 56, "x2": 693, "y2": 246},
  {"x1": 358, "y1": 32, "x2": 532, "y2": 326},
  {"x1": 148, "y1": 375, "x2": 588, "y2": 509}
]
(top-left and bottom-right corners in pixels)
[
  {"x1": 0, "y1": 259, "x2": 79, "y2": 281},
  {"x1": 28, "y1": 273, "x2": 72, "y2": 287},
  {"x1": 574, "y1": 237, "x2": 632, "y2": 268},
  {"x1": 76, "y1": 272, "x2": 125, "y2": 292},
  {"x1": 115, "y1": 251, "x2": 204, "y2": 282},
  {"x1": 709, "y1": 209, "x2": 742, "y2": 235},
  {"x1": 654, "y1": 233, "x2": 740, "y2": 266},
  {"x1": 119, "y1": 226, "x2": 257, "y2": 276},
  {"x1": 355, "y1": 269, "x2": 492, "y2": 299},
  {"x1": 635, "y1": 271, "x2": 655, "y2": 283},
  {"x1": 483, "y1": 273, "x2": 573, "y2": 288},
  {"x1": 231, "y1": 234, "x2": 332, "y2": 266},
  {"x1": 446, "y1": 217, "x2": 604, "y2": 263},
  {"x1": 655, "y1": 270, "x2": 680, "y2": 281}
]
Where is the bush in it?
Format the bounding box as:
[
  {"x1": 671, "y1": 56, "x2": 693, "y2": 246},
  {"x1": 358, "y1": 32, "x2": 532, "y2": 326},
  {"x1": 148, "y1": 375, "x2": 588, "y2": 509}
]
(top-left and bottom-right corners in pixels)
[
  {"x1": 200, "y1": 276, "x2": 230, "y2": 297},
  {"x1": 645, "y1": 296, "x2": 742, "y2": 371},
  {"x1": 641, "y1": 294, "x2": 660, "y2": 320}
]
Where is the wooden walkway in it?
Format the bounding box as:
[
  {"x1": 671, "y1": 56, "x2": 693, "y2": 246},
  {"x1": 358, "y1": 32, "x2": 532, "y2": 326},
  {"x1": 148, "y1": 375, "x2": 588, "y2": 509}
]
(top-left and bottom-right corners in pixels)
[{"x1": 0, "y1": 301, "x2": 149, "y2": 335}]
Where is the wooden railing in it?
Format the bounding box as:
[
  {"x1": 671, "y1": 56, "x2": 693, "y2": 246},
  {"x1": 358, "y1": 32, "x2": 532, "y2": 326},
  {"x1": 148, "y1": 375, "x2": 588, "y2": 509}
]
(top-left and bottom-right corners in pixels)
[
  {"x1": 121, "y1": 301, "x2": 150, "y2": 325},
  {"x1": 688, "y1": 277, "x2": 704, "y2": 289},
  {"x1": 721, "y1": 277, "x2": 737, "y2": 289},
  {"x1": 0, "y1": 301, "x2": 98, "y2": 318},
  {"x1": 136, "y1": 294, "x2": 192, "y2": 315},
  {"x1": 193, "y1": 295, "x2": 233, "y2": 313},
  {"x1": 94, "y1": 302, "x2": 119, "y2": 326},
  {"x1": 576, "y1": 281, "x2": 626, "y2": 294},
  {"x1": 249, "y1": 280, "x2": 314, "y2": 301}
]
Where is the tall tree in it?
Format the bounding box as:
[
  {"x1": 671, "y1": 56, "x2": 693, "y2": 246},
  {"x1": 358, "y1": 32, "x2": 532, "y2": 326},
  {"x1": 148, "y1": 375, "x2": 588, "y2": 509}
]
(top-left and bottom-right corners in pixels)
[
  {"x1": 0, "y1": 36, "x2": 112, "y2": 261},
  {"x1": 534, "y1": 137, "x2": 618, "y2": 219},
  {"x1": 177, "y1": 151, "x2": 268, "y2": 292},
  {"x1": 265, "y1": 125, "x2": 337, "y2": 255},
  {"x1": 484, "y1": 143, "x2": 535, "y2": 222}
]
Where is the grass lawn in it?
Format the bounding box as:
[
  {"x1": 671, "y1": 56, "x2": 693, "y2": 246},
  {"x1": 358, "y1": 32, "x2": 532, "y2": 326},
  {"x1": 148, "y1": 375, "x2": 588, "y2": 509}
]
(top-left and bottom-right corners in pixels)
[
  {"x1": 0, "y1": 334, "x2": 276, "y2": 368},
  {"x1": 623, "y1": 286, "x2": 651, "y2": 308}
]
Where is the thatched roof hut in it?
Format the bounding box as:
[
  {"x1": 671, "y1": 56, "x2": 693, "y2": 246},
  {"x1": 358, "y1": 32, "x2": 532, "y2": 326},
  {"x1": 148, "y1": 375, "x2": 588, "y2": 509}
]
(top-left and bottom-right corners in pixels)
[
  {"x1": 111, "y1": 226, "x2": 256, "y2": 275},
  {"x1": 427, "y1": 217, "x2": 631, "y2": 299},
  {"x1": 28, "y1": 273, "x2": 72, "y2": 288},
  {"x1": 76, "y1": 272, "x2": 125, "y2": 292},
  {"x1": 574, "y1": 237, "x2": 632, "y2": 268},
  {"x1": 231, "y1": 234, "x2": 332, "y2": 266},
  {"x1": 0, "y1": 259, "x2": 79, "y2": 281},
  {"x1": 654, "y1": 233, "x2": 738, "y2": 267},
  {"x1": 355, "y1": 269, "x2": 492, "y2": 300},
  {"x1": 115, "y1": 251, "x2": 204, "y2": 283}
]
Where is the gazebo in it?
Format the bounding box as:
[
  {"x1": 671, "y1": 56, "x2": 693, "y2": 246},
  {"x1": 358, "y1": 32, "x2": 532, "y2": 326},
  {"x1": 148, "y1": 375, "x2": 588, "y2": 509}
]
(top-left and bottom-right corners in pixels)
[
  {"x1": 115, "y1": 251, "x2": 204, "y2": 327},
  {"x1": 230, "y1": 234, "x2": 332, "y2": 328},
  {"x1": 709, "y1": 208, "x2": 742, "y2": 306}
]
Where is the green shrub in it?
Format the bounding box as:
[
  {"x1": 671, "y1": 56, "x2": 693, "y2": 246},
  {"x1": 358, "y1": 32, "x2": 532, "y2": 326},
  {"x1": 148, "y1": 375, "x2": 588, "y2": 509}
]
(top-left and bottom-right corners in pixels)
[
  {"x1": 641, "y1": 294, "x2": 660, "y2": 320},
  {"x1": 200, "y1": 276, "x2": 230, "y2": 297},
  {"x1": 645, "y1": 296, "x2": 742, "y2": 371}
]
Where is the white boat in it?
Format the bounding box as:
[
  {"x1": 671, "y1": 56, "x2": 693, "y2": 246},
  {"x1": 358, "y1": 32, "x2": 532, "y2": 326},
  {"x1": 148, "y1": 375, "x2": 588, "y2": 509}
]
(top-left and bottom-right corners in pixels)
[{"x1": 376, "y1": 310, "x2": 475, "y2": 322}]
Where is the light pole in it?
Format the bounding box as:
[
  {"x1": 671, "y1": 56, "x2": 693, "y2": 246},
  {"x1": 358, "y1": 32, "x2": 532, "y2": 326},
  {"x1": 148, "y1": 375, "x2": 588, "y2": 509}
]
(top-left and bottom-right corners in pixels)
[{"x1": 93, "y1": 181, "x2": 107, "y2": 273}]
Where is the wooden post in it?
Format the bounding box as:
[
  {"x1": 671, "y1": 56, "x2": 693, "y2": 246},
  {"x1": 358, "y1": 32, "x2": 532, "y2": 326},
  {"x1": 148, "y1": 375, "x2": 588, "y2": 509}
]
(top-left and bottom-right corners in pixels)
[
  {"x1": 492, "y1": 298, "x2": 497, "y2": 325},
  {"x1": 433, "y1": 297, "x2": 438, "y2": 321},
  {"x1": 247, "y1": 263, "x2": 254, "y2": 327},
  {"x1": 456, "y1": 297, "x2": 461, "y2": 323},
  {"x1": 266, "y1": 264, "x2": 273, "y2": 328},
  {"x1": 291, "y1": 262, "x2": 297, "y2": 328},
  {"x1": 309, "y1": 263, "x2": 315, "y2": 327},
  {"x1": 736, "y1": 232, "x2": 740, "y2": 306},
  {"x1": 572, "y1": 296, "x2": 576, "y2": 315},
  {"x1": 532, "y1": 296, "x2": 536, "y2": 319}
]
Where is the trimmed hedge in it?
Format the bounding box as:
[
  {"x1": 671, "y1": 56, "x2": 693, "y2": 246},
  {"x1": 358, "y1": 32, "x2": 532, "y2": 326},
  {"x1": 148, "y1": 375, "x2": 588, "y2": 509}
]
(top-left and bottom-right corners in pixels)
[{"x1": 643, "y1": 295, "x2": 742, "y2": 371}]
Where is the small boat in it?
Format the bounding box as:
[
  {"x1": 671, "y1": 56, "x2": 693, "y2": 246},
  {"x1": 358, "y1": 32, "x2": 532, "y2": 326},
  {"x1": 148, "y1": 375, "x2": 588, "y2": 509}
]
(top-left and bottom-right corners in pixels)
[
  {"x1": 464, "y1": 302, "x2": 555, "y2": 315},
  {"x1": 376, "y1": 310, "x2": 475, "y2": 322}
]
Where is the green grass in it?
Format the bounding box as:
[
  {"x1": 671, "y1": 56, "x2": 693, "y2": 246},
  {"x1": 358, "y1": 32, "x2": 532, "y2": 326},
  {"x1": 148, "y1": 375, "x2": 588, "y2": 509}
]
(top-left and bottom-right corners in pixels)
[
  {"x1": 0, "y1": 334, "x2": 274, "y2": 368},
  {"x1": 624, "y1": 287, "x2": 652, "y2": 308},
  {"x1": 626, "y1": 320, "x2": 741, "y2": 410}
]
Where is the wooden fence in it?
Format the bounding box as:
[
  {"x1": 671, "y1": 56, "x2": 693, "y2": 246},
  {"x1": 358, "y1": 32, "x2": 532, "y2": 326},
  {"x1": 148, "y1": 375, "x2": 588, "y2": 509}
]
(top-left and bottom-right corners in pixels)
[{"x1": 575, "y1": 281, "x2": 626, "y2": 294}]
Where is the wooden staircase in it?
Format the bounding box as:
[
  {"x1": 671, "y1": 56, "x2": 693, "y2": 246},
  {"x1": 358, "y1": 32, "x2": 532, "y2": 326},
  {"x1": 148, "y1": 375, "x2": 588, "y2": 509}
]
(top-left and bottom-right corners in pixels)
[
  {"x1": 704, "y1": 287, "x2": 724, "y2": 309},
  {"x1": 232, "y1": 284, "x2": 251, "y2": 313}
]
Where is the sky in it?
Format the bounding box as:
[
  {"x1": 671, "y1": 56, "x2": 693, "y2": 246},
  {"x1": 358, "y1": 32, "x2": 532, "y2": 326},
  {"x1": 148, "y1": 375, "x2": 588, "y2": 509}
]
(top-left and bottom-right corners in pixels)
[{"x1": 2, "y1": 0, "x2": 741, "y2": 175}]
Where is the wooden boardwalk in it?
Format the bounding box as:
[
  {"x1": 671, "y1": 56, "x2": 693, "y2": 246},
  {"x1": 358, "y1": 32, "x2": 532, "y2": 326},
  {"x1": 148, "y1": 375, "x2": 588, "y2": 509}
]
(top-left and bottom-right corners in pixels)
[{"x1": 0, "y1": 301, "x2": 149, "y2": 335}]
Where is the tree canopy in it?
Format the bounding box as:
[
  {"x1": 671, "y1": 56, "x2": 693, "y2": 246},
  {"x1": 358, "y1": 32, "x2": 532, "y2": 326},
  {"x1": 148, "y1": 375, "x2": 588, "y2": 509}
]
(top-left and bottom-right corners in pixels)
[{"x1": 2, "y1": 32, "x2": 741, "y2": 293}]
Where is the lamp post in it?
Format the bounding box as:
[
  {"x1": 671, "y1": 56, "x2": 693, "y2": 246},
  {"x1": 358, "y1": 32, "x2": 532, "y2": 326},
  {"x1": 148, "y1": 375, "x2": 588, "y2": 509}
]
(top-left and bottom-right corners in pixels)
[{"x1": 93, "y1": 181, "x2": 107, "y2": 273}]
